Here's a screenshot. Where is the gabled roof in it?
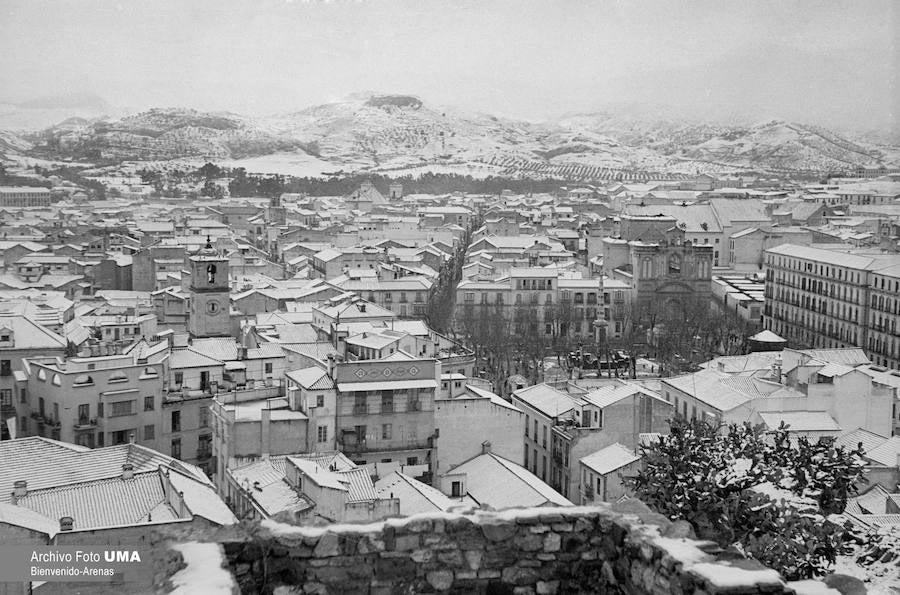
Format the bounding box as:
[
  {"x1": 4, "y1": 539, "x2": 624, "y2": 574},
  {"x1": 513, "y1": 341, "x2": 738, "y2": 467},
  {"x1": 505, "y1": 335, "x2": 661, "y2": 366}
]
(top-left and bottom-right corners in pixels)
[
  {"x1": 865, "y1": 436, "x2": 900, "y2": 467},
  {"x1": 0, "y1": 437, "x2": 209, "y2": 503},
  {"x1": 445, "y1": 452, "x2": 571, "y2": 509},
  {"x1": 374, "y1": 471, "x2": 456, "y2": 515},
  {"x1": 580, "y1": 443, "x2": 640, "y2": 476},
  {"x1": 512, "y1": 384, "x2": 578, "y2": 419},
  {"x1": 286, "y1": 366, "x2": 335, "y2": 390}
]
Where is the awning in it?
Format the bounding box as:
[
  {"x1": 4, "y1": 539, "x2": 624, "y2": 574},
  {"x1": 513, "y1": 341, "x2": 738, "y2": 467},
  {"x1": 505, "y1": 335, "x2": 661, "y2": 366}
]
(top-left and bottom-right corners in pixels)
[
  {"x1": 224, "y1": 361, "x2": 247, "y2": 371},
  {"x1": 337, "y1": 379, "x2": 438, "y2": 392}
]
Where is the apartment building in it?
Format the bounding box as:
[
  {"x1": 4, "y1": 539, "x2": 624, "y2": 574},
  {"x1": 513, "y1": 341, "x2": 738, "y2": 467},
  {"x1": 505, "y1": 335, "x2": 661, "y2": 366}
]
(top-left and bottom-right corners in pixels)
[
  {"x1": 763, "y1": 244, "x2": 900, "y2": 367},
  {"x1": 0, "y1": 187, "x2": 55, "y2": 208},
  {"x1": 0, "y1": 315, "x2": 68, "y2": 441},
  {"x1": 21, "y1": 344, "x2": 168, "y2": 452},
  {"x1": 456, "y1": 270, "x2": 632, "y2": 343},
  {"x1": 511, "y1": 381, "x2": 671, "y2": 501}
]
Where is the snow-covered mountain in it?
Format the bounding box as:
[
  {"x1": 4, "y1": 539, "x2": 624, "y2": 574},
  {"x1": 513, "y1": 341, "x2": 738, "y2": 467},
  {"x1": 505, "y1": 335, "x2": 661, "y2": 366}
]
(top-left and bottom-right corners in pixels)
[{"x1": 4, "y1": 93, "x2": 898, "y2": 178}]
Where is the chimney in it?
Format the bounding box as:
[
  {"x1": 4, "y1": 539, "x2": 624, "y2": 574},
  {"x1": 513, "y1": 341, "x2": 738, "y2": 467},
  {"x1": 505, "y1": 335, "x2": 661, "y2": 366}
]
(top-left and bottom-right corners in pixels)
[
  {"x1": 327, "y1": 353, "x2": 336, "y2": 378},
  {"x1": 359, "y1": 303, "x2": 366, "y2": 313},
  {"x1": 122, "y1": 463, "x2": 134, "y2": 480},
  {"x1": 238, "y1": 346, "x2": 248, "y2": 360},
  {"x1": 772, "y1": 355, "x2": 783, "y2": 383},
  {"x1": 481, "y1": 440, "x2": 492, "y2": 455},
  {"x1": 59, "y1": 517, "x2": 74, "y2": 532},
  {"x1": 717, "y1": 361, "x2": 725, "y2": 372},
  {"x1": 12, "y1": 480, "x2": 27, "y2": 501}
]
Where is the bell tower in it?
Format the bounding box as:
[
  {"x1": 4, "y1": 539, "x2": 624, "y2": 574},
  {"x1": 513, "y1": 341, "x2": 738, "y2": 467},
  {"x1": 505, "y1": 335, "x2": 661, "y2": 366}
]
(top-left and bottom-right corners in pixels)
[{"x1": 187, "y1": 237, "x2": 231, "y2": 338}]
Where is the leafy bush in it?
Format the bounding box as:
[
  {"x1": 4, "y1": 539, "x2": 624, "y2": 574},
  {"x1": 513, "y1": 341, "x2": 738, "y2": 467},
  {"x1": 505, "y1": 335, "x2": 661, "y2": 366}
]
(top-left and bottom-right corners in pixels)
[{"x1": 626, "y1": 417, "x2": 867, "y2": 579}]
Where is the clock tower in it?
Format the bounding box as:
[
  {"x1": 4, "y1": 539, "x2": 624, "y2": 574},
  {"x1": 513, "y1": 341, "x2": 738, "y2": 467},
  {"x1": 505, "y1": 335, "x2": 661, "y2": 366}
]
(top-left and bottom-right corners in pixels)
[{"x1": 187, "y1": 237, "x2": 231, "y2": 338}]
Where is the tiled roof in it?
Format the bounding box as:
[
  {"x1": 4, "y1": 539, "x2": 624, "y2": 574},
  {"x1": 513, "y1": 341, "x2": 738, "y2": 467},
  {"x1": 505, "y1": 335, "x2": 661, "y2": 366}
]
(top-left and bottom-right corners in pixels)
[
  {"x1": 16, "y1": 473, "x2": 171, "y2": 530},
  {"x1": 759, "y1": 411, "x2": 841, "y2": 432},
  {"x1": 169, "y1": 347, "x2": 224, "y2": 369},
  {"x1": 0, "y1": 437, "x2": 209, "y2": 504},
  {"x1": 835, "y1": 428, "x2": 890, "y2": 454},
  {"x1": 512, "y1": 384, "x2": 578, "y2": 419},
  {"x1": 286, "y1": 367, "x2": 335, "y2": 390},
  {"x1": 229, "y1": 459, "x2": 312, "y2": 517},
  {"x1": 865, "y1": 436, "x2": 900, "y2": 467}
]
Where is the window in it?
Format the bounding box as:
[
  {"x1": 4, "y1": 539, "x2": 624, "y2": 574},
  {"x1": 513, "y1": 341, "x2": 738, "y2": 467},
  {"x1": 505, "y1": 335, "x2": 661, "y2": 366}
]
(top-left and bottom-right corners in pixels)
[
  {"x1": 174, "y1": 372, "x2": 184, "y2": 386},
  {"x1": 144, "y1": 396, "x2": 155, "y2": 411},
  {"x1": 0, "y1": 389, "x2": 11, "y2": 407},
  {"x1": 406, "y1": 456, "x2": 418, "y2": 465},
  {"x1": 264, "y1": 362, "x2": 273, "y2": 374},
  {"x1": 317, "y1": 425, "x2": 328, "y2": 443},
  {"x1": 111, "y1": 429, "x2": 132, "y2": 445},
  {"x1": 525, "y1": 415, "x2": 530, "y2": 437},
  {"x1": 97, "y1": 402, "x2": 104, "y2": 418},
  {"x1": 77, "y1": 404, "x2": 89, "y2": 424},
  {"x1": 171, "y1": 410, "x2": 181, "y2": 432},
  {"x1": 73, "y1": 374, "x2": 94, "y2": 386},
  {"x1": 0, "y1": 360, "x2": 10, "y2": 376},
  {"x1": 533, "y1": 419, "x2": 538, "y2": 438},
  {"x1": 316, "y1": 394, "x2": 325, "y2": 407},
  {"x1": 144, "y1": 424, "x2": 155, "y2": 440},
  {"x1": 110, "y1": 400, "x2": 134, "y2": 417},
  {"x1": 19, "y1": 388, "x2": 26, "y2": 403},
  {"x1": 199, "y1": 406, "x2": 209, "y2": 428},
  {"x1": 524, "y1": 446, "x2": 529, "y2": 467},
  {"x1": 171, "y1": 438, "x2": 182, "y2": 460},
  {"x1": 451, "y1": 481, "x2": 462, "y2": 497},
  {"x1": 542, "y1": 425, "x2": 547, "y2": 448},
  {"x1": 382, "y1": 423, "x2": 392, "y2": 440},
  {"x1": 381, "y1": 392, "x2": 394, "y2": 413}
]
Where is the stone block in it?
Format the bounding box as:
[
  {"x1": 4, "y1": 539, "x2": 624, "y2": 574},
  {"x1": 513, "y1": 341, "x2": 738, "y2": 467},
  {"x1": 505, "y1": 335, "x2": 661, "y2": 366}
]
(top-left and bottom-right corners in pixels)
[
  {"x1": 482, "y1": 521, "x2": 518, "y2": 542},
  {"x1": 502, "y1": 566, "x2": 540, "y2": 585},
  {"x1": 411, "y1": 548, "x2": 433, "y2": 564},
  {"x1": 313, "y1": 533, "x2": 341, "y2": 558},
  {"x1": 375, "y1": 555, "x2": 418, "y2": 579},
  {"x1": 436, "y1": 548, "x2": 464, "y2": 567},
  {"x1": 663, "y1": 520, "x2": 696, "y2": 540},
  {"x1": 536, "y1": 580, "x2": 560, "y2": 595},
  {"x1": 478, "y1": 569, "x2": 502, "y2": 579},
  {"x1": 550, "y1": 523, "x2": 573, "y2": 532},
  {"x1": 514, "y1": 533, "x2": 544, "y2": 552},
  {"x1": 464, "y1": 549, "x2": 483, "y2": 570},
  {"x1": 529, "y1": 525, "x2": 551, "y2": 534},
  {"x1": 405, "y1": 518, "x2": 434, "y2": 533},
  {"x1": 394, "y1": 533, "x2": 421, "y2": 552},
  {"x1": 543, "y1": 533, "x2": 561, "y2": 553},
  {"x1": 426, "y1": 569, "x2": 454, "y2": 591}
]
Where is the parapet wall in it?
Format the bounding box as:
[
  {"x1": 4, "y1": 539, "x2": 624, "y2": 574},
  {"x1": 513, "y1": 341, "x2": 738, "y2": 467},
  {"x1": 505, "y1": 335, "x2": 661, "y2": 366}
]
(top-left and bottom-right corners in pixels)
[{"x1": 193, "y1": 501, "x2": 831, "y2": 594}]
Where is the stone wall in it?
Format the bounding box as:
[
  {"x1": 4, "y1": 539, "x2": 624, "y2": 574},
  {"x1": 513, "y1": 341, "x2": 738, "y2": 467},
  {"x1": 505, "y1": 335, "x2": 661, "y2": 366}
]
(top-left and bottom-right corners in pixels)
[{"x1": 178, "y1": 501, "x2": 836, "y2": 594}]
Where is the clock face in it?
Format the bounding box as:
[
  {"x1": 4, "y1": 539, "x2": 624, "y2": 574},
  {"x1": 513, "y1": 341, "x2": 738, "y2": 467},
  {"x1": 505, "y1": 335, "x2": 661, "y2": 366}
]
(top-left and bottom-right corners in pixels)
[{"x1": 206, "y1": 300, "x2": 220, "y2": 315}]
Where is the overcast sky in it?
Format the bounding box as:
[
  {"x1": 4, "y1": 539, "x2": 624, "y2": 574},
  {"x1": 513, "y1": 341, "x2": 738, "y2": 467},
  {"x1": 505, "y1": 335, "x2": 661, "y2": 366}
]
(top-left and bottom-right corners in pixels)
[{"x1": 0, "y1": 0, "x2": 896, "y2": 130}]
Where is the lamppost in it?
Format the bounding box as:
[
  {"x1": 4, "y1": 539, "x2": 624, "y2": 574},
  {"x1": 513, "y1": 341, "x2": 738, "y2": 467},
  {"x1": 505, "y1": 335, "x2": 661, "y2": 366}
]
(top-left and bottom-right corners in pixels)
[{"x1": 593, "y1": 318, "x2": 609, "y2": 378}]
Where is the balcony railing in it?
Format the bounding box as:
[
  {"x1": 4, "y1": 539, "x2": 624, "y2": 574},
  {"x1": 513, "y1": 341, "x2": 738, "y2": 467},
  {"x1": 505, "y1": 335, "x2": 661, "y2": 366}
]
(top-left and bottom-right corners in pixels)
[{"x1": 74, "y1": 417, "x2": 98, "y2": 430}]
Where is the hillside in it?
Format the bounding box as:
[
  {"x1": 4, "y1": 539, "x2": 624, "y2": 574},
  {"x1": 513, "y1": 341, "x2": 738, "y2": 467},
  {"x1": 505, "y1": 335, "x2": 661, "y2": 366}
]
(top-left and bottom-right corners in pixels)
[
  {"x1": 8, "y1": 94, "x2": 899, "y2": 178},
  {"x1": 28, "y1": 108, "x2": 306, "y2": 161}
]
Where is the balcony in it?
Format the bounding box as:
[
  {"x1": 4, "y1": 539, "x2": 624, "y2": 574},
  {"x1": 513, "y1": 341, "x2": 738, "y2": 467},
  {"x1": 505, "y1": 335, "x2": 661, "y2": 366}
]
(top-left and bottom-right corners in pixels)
[
  {"x1": 74, "y1": 417, "x2": 98, "y2": 430},
  {"x1": 338, "y1": 436, "x2": 432, "y2": 454}
]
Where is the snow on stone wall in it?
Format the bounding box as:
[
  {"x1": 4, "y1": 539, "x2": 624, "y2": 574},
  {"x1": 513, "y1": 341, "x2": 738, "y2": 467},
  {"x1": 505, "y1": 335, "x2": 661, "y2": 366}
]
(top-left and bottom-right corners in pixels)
[{"x1": 154, "y1": 500, "x2": 842, "y2": 594}]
